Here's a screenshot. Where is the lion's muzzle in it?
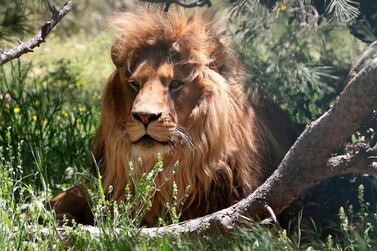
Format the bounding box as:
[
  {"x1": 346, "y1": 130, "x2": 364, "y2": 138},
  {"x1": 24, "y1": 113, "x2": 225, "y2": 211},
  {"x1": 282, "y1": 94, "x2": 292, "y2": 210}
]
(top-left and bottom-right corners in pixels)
[{"x1": 132, "y1": 111, "x2": 162, "y2": 127}]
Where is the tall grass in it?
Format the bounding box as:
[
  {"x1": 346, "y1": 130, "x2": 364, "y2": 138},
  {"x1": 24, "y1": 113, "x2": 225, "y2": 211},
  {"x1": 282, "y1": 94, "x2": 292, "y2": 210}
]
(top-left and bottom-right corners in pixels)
[{"x1": 0, "y1": 60, "x2": 99, "y2": 191}]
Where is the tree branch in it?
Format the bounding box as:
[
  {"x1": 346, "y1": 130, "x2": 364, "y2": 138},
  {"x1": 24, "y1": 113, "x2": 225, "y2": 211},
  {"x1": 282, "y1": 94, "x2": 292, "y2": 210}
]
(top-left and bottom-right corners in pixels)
[
  {"x1": 325, "y1": 144, "x2": 377, "y2": 177},
  {"x1": 0, "y1": 0, "x2": 73, "y2": 66}
]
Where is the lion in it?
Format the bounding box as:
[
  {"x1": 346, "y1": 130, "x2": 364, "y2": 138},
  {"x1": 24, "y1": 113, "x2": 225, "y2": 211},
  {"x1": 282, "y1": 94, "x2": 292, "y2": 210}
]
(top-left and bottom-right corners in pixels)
[{"x1": 49, "y1": 8, "x2": 298, "y2": 226}]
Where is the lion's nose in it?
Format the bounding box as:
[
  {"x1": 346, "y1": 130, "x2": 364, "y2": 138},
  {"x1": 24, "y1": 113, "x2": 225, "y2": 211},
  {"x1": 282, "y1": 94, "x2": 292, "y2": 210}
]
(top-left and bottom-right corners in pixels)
[{"x1": 132, "y1": 111, "x2": 162, "y2": 126}]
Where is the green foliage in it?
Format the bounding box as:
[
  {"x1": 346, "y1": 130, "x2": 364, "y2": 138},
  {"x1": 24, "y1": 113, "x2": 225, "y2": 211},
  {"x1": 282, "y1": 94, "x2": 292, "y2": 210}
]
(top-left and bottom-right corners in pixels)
[
  {"x1": 336, "y1": 184, "x2": 377, "y2": 250},
  {"x1": 326, "y1": 0, "x2": 360, "y2": 24},
  {"x1": 231, "y1": 2, "x2": 366, "y2": 124},
  {"x1": 0, "y1": 129, "x2": 62, "y2": 250},
  {"x1": 0, "y1": 0, "x2": 60, "y2": 45},
  {"x1": 0, "y1": 61, "x2": 99, "y2": 191},
  {"x1": 0, "y1": 0, "x2": 31, "y2": 44}
]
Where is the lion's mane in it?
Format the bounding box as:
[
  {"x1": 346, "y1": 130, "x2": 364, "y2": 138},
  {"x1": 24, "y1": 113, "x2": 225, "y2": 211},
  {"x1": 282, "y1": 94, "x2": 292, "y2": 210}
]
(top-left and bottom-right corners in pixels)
[{"x1": 93, "y1": 8, "x2": 297, "y2": 225}]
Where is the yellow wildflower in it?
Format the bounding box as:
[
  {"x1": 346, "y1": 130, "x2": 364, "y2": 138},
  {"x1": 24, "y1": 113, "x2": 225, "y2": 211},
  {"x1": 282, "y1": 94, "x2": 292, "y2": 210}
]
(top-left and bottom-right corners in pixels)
[
  {"x1": 14, "y1": 107, "x2": 21, "y2": 113},
  {"x1": 74, "y1": 81, "x2": 86, "y2": 89},
  {"x1": 279, "y1": 2, "x2": 287, "y2": 11},
  {"x1": 32, "y1": 115, "x2": 37, "y2": 121},
  {"x1": 43, "y1": 119, "x2": 48, "y2": 125},
  {"x1": 79, "y1": 106, "x2": 86, "y2": 114},
  {"x1": 63, "y1": 111, "x2": 69, "y2": 118}
]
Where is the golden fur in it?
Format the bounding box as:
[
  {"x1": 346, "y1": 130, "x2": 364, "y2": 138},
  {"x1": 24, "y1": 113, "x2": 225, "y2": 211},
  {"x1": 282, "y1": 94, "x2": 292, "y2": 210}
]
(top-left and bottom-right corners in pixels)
[{"x1": 92, "y1": 8, "x2": 297, "y2": 226}]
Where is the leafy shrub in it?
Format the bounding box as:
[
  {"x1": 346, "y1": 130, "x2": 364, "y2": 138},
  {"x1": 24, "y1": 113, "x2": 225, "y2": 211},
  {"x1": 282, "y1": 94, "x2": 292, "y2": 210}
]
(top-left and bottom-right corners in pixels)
[
  {"x1": 0, "y1": 60, "x2": 99, "y2": 191},
  {"x1": 230, "y1": 3, "x2": 366, "y2": 124}
]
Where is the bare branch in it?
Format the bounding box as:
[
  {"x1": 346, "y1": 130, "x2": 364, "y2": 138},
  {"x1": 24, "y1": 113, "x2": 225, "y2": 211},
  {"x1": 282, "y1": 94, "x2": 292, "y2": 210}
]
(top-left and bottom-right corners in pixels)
[
  {"x1": 0, "y1": 1, "x2": 73, "y2": 66},
  {"x1": 264, "y1": 205, "x2": 282, "y2": 232},
  {"x1": 325, "y1": 144, "x2": 377, "y2": 177}
]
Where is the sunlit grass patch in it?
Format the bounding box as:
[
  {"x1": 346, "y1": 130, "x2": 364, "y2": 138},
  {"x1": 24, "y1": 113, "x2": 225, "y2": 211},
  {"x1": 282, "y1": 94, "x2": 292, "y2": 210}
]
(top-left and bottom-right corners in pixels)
[{"x1": 22, "y1": 32, "x2": 115, "y2": 91}]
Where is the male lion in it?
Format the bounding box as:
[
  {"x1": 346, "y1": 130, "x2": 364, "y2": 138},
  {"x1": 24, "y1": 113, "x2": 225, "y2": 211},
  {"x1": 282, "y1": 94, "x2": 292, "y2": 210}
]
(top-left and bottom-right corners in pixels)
[{"x1": 49, "y1": 8, "x2": 298, "y2": 226}]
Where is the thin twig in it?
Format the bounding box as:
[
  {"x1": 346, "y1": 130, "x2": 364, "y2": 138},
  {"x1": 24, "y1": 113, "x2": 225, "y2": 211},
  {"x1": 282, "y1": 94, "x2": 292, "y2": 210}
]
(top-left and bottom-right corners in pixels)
[
  {"x1": 0, "y1": 0, "x2": 73, "y2": 66},
  {"x1": 347, "y1": 41, "x2": 377, "y2": 83},
  {"x1": 265, "y1": 205, "x2": 282, "y2": 232}
]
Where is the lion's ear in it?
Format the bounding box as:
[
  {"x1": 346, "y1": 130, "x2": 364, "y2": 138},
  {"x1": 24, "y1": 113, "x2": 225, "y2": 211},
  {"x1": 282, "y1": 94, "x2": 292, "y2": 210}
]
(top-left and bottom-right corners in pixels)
[
  {"x1": 208, "y1": 39, "x2": 227, "y2": 73},
  {"x1": 111, "y1": 39, "x2": 124, "y2": 67},
  {"x1": 201, "y1": 11, "x2": 229, "y2": 73},
  {"x1": 111, "y1": 39, "x2": 138, "y2": 73}
]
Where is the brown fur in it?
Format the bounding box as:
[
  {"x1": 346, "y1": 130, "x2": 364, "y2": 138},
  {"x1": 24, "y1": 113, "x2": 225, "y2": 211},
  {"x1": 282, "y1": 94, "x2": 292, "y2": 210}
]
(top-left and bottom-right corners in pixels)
[{"x1": 50, "y1": 8, "x2": 297, "y2": 226}]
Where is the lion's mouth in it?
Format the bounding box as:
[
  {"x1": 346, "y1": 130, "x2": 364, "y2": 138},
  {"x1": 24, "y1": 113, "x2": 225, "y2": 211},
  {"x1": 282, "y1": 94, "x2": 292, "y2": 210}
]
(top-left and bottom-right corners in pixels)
[{"x1": 133, "y1": 134, "x2": 173, "y2": 146}]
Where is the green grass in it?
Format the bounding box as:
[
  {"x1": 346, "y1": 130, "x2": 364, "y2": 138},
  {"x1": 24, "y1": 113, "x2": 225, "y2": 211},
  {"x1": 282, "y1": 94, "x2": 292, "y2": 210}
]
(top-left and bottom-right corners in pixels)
[
  {"x1": 0, "y1": 60, "x2": 100, "y2": 192},
  {"x1": 0, "y1": 2, "x2": 376, "y2": 249},
  {"x1": 22, "y1": 32, "x2": 115, "y2": 91}
]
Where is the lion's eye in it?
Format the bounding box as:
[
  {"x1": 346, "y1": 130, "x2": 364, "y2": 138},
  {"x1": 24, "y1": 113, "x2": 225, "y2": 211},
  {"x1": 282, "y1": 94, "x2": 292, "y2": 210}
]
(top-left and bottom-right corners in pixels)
[
  {"x1": 170, "y1": 80, "x2": 184, "y2": 92},
  {"x1": 128, "y1": 80, "x2": 140, "y2": 91}
]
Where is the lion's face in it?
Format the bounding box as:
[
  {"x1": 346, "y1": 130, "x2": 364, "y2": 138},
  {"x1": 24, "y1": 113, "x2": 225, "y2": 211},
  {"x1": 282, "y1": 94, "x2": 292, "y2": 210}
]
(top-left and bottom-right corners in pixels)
[{"x1": 115, "y1": 47, "x2": 203, "y2": 157}]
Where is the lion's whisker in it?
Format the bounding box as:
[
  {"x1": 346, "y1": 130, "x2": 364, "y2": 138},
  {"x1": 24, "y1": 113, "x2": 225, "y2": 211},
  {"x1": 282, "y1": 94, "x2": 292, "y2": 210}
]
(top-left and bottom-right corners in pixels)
[{"x1": 174, "y1": 126, "x2": 194, "y2": 151}]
